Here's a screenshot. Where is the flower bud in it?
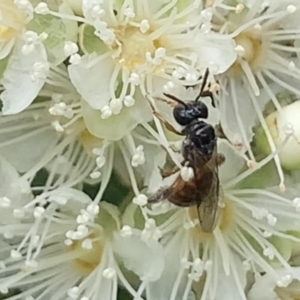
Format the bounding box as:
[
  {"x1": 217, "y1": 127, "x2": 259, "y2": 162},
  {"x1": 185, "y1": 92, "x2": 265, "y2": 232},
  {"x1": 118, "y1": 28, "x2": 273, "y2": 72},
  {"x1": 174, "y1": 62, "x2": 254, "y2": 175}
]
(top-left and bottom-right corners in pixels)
[
  {"x1": 64, "y1": 0, "x2": 83, "y2": 16},
  {"x1": 255, "y1": 101, "x2": 300, "y2": 170}
]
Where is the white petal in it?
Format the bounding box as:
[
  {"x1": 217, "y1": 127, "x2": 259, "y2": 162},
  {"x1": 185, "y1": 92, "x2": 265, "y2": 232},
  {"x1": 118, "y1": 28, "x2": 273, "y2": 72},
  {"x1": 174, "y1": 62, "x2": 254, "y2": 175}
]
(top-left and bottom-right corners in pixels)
[
  {"x1": 68, "y1": 54, "x2": 115, "y2": 109},
  {"x1": 196, "y1": 35, "x2": 237, "y2": 74},
  {"x1": 50, "y1": 188, "x2": 92, "y2": 213},
  {"x1": 144, "y1": 149, "x2": 167, "y2": 193},
  {"x1": 210, "y1": 253, "x2": 247, "y2": 300},
  {"x1": 132, "y1": 130, "x2": 167, "y2": 191},
  {"x1": 0, "y1": 155, "x2": 32, "y2": 204},
  {"x1": 0, "y1": 117, "x2": 57, "y2": 173},
  {"x1": 0, "y1": 38, "x2": 15, "y2": 59},
  {"x1": 81, "y1": 91, "x2": 152, "y2": 141},
  {"x1": 219, "y1": 139, "x2": 245, "y2": 183},
  {"x1": 146, "y1": 232, "x2": 188, "y2": 300},
  {"x1": 0, "y1": 155, "x2": 20, "y2": 194},
  {"x1": 83, "y1": 247, "x2": 117, "y2": 300},
  {"x1": 112, "y1": 231, "x2": 164, "y2": 282},
  {"x1": 219, "y1": 78, "x2": 268, "y2": 152},
  {"x1": 248, "y1": 267, "x2": 300, "y2": 300},
  {"x1": 65, "y1": 0, "x2": 83, "y2": 16},
  {"x1": 1, "y1": 41, "x2": 48, "y2": 115}
]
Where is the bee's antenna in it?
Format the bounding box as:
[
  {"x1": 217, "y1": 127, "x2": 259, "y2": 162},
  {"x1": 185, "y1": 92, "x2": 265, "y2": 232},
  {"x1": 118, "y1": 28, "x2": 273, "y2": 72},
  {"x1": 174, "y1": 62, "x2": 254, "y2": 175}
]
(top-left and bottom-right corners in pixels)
[
  {"x1": 163, "y1": 93, "x2": 188, "y2": 108},
  {"x1": 195, "y1": 68, "x2": 210, "y2": 102}
]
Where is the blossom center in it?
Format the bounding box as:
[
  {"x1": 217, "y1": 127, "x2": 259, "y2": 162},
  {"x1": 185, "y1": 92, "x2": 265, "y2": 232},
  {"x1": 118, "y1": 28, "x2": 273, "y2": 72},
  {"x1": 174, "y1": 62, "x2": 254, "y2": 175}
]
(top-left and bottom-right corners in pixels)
[
  {"x1": 66, "y1": 229, "x2": 106, "y2": 275},
  {"x1": 114, "y1": 25, "x2": 163, "y2": 69},
  {"x1": 229, "y1": 29, "x2": 265, "y2": 75},
  {"x1": 0, "y1": 1, "x2": 25, "y2": 40},
  {"x1": 275, "y1": 279, "x2": 300, "y2": 300},
  {"x1": 78, "y1": 128, "x2": 104, "y2": 155},
  {"x1": 0, "y1": 24, "x2": 14, "y2": 40}
]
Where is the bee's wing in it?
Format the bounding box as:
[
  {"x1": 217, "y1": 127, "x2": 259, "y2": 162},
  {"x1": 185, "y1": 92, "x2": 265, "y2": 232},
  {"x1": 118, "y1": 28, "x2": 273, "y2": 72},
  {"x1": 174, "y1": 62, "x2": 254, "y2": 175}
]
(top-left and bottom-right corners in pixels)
[{"x1": 194, "y1": 145, "x2": 220, "y2": 232}]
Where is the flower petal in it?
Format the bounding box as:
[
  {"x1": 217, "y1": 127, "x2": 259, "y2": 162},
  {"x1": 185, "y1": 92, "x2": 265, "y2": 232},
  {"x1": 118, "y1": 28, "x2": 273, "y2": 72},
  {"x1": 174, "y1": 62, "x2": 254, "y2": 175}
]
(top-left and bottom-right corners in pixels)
[
  {"x1": 68, "y1": 54, "x2": 115, "y2": 109},
  {"x1": 112, "y1": 231, "x2": 164, "y2": 282},
  {"x1": 146, "y1": 231, "x2": 189, "y2": 300},
  {"x1": 81, "y1": 91, "x2": 152, "y2": 141},
  {"x1": 219, "y1": 139, "x2": 245, "y2": 183},
  {"x1": 196, "y1": 34, "x2": 237, "y2": 74},
  {"x1": 210, "y1": 253, "x2": 247, "y2": 300},
  {"x1": 248, "y1": 267, "x2": 300, "y2": 300},
  {"x1": 0, "y1": 38, "x2": 15, "y2": 60},
  {"x1": 0, "y1": 155, "x2": 32, "y2": 205},
  {"x1": 219, "y1": 78, "x2": 268, "y2": 153},
  {"x1": 1, "y1": 41, "x2": 48, "y2": 115},
  {"x1": 0, "y1": 115, "x2": 57, "y2": 173}
]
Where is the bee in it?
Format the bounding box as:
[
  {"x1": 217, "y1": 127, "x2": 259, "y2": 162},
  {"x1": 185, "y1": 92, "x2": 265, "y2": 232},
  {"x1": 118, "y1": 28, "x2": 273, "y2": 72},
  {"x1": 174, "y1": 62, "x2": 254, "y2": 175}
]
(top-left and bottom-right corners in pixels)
[{"x1": 148, "y1": 69, "x2": 225, "y2": 232}]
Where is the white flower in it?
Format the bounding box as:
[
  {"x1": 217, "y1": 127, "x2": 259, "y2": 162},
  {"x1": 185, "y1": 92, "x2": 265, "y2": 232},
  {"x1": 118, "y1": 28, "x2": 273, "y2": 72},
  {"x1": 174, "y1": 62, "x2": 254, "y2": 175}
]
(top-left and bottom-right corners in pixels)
[
  {"x1": 0, "y1": 155, "x2": 32, "y2": 225},
  {"x1": 0, "y1": 1, "x2": 51, "y2": 115},
  {"x1": 3, "y1": 1, "x2": 300, "y2": 298},
  {"x1": 136, "y1": 140, "x2": 300, "y2": 300},
  {"x1": 248, "y1": 267, "x2": 300, "y2": 300},
  {"x1": 0, "y1": 64, "x2": 174, "y2": 210},
  {"x1": 0, "y1": 0, "x2": 33, "y2": 60},
  {"x1": 1, "y1": 32, "x2": 49, "y2": 115},
  {"x1": 0, "y1": 86, "x2": 99, "y2": 191},
  {"x1": 0, "y1": 0, "x2": 79, "y2": 115},
  {"x1": 259, "y1": 100, "x2": 300, "y2": 171},
  {"x1": 35, "y1": 0, "x2": 235, "y2": 138},
  {"x1": 0, "y1": 158, "x2": 164, "y2": 299},
  {"x1": 212, "y1": 0, "x2": 300, "y2": 165},
  {"x1": 65, "y1": 0, "x2": 83, "y2": 16}
]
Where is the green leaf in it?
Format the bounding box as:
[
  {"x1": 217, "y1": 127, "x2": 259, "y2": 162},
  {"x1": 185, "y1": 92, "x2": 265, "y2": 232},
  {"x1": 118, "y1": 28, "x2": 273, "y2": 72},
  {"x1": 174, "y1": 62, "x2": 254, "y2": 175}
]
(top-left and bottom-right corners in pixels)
[
  {"x1": 117, "y1": 287, "x2": 133, "y2": 300},
  {"x1": 0, "y1": 54, "x2": 11, "y2": 81},
  {"x1": 27, "y1": 10, "x2": 77, "y2": 65},
  {"x1": 79, "y1": 24, "x2": 108, "y2": 55},
  {"x1": 84, "y1": 172, "x2": 130, "y2": 207}
]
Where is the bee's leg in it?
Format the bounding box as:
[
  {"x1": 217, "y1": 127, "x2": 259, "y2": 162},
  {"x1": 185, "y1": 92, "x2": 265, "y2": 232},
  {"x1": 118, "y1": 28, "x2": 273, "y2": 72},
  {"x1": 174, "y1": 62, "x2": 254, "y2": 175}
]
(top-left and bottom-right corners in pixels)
[
  {"x1": 206, "y1": 153, "x2": 225, "y2": 170},
  {"x1": 159, "y1": 165, "x2": 180, "y2": 178},
  {"x1": 216, "y1": 153, "x2": 225, "y2": 166}
]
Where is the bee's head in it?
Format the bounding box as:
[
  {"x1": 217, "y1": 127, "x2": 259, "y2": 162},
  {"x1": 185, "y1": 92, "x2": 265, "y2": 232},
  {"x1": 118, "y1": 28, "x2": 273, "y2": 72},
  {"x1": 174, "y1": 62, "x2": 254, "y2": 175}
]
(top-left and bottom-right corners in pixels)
[{"x1": 173, "y1": 101, "x2": 208, "y2": 126}]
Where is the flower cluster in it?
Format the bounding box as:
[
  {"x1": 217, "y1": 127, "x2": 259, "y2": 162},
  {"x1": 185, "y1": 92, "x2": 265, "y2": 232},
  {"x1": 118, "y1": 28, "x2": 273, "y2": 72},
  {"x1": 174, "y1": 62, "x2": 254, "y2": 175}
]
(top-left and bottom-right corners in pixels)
[{"x1": 1, "y1": 0, "x2": 300, "y2": 299}]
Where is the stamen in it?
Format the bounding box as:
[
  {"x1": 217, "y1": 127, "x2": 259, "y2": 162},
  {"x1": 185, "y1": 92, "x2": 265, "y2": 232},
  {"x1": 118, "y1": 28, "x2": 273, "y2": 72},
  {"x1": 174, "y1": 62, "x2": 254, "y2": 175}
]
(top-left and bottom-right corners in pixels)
[
  {"x1": 230, "y1": 10, "x2": 288, "y2": 38},
  {"x1": 240, "y1": 60, "x2": 260, "y2": 96},
  {"x1": 133, "y1": 194, "x2": 148, "y2": 207},
  {"x1": 245, "y1": 78, "x2": 286, "y2": 189},
  {"x1": 229, "y1": 78, "x2": 256, "y2": 161}
]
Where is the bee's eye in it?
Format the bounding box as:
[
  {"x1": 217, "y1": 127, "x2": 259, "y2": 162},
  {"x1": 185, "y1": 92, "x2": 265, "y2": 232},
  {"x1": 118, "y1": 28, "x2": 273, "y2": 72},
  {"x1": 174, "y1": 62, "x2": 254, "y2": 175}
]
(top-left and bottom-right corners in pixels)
[
  {"x1": 173, "y1": 105, "x2": 191, "y2": 126},
  {"x1": 194, "y1": 102, "x2": 208, "y2": 119}
]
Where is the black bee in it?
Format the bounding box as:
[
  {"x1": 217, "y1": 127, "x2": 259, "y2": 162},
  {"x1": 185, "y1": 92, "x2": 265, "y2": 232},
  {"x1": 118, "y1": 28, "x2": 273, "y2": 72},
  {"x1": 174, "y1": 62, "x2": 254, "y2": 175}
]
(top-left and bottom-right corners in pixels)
[{"x1": 148, "y1": 69, "x2": 225, "y2": 232}]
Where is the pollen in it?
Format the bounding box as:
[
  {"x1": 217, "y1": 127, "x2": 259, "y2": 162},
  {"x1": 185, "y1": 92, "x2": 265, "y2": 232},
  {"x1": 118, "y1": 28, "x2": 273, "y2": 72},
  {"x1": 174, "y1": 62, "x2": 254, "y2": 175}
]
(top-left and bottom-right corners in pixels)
[
  {"x1": 113, "y1": 24, "x2": 165, "y2": 70},
  {"x1": 0, "y1": 1, "x2": 26, "y2": 40},
  {"x1": 0, "y1": 24, "x2": 15, "y2": 40},
  {"x1": 275, "y1": 279, "x2": 300, "y2": 300},
  {"x1": 78, "y1": 128, "x2": 104, "y2": 156},
  {"x1": 66, "y1": 230, "x2": 106, "y2": 276},
  {"x1": 229, "y1": 29, "x2": 266, "y2": 76}
]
